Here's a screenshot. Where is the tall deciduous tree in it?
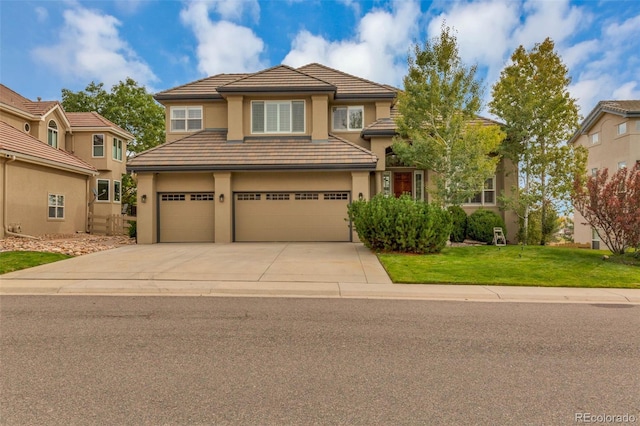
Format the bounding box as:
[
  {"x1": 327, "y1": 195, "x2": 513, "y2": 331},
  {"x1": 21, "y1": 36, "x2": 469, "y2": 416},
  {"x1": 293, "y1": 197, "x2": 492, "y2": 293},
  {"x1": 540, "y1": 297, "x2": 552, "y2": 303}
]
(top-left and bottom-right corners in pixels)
[
  {"x1": 489, "y1": 38, "x2": 586, "y2": 245},
  {"x1": 62, "y1": 78, "x2": 165, "y2": 157},
  {"x1": 393, "y1": 25, "x2": 504, "y2": 206},
  {"x1": 572, "y1": 164, "x2": 640, "y2": 255}
]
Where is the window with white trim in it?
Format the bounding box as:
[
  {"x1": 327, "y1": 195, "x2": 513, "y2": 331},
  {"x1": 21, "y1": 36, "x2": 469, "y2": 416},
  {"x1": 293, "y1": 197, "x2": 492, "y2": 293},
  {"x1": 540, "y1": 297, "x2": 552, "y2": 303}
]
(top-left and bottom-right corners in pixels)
[
  {"x1": 47, "y1": 120, "x2": 58, "y2": 148},
  {"x1": 48, "y1": 194, "x2": 64, "y2": 219},
  {"x1": 332, "y1": 106, "x2": 363, "y2": 131},
  {"x1": 112, "y1": 137, "x2": 123, "y2": 161},
  {"x1": 251, "y1": 101, "x2": 305, "y2": 134},
  {"x1": 465, "y1": 176, "x2": 496, "y2": 205},
  {"x1": 617, "y1": 122, "x2": 627, "y2": 135},
  {"x1": 97, "y1": 179, "x2": 110, "y2": 201},
  {"x1": 114, "y1": 180, "x2": 121, "y2": 203},
  {"x1": 170, "y1": 106, "x2": 202, "y2": 132},
  {"x1": 93, "y1": 134, "x2": 105, "y2": 157},
  {"x1": 590, "y1": 132, "x2": 599, "y2": 144},
  {"x1": 414, "y1": 170, "x2": 424, "y2": 201},
  {"x1": 591, "y1": 168, "x2": 598, "y2": 177}
]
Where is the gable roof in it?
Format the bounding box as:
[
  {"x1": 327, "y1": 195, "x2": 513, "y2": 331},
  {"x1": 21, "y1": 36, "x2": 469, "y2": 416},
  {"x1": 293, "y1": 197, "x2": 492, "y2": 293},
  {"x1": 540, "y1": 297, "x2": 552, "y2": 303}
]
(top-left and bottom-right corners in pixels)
[
  {"x1": 66, "y1": 111, "x2": 134, "y2": 140},
  {"x1": 127, "y1": 130, "x2": 377, "y2": 172},
  {"x1": 0, "y1": 121, "x2": 97, "y2": 175},
  {"x1": 570, "y1": 100, "x2": 640, "y2": 144},
  {"x1": 154, "y1": 73, "x2": 250, "y2": 100},
  {"x1": 217, "y1": 65, "x2": 336, "y2": 94},
  {"x1": 0, "y1": 84, "x2": 67, "y2": 125}
]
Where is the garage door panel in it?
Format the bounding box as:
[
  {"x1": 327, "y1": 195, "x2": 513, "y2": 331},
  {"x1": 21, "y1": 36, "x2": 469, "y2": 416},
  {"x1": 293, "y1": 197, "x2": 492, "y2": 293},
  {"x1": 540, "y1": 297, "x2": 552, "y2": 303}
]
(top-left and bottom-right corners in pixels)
[
  {"x1": 234, "y1": 192, "x2": 351, "y2": 242},
  {"x1": 159, "y1": 193, "x2": 215, "y2": 243}
]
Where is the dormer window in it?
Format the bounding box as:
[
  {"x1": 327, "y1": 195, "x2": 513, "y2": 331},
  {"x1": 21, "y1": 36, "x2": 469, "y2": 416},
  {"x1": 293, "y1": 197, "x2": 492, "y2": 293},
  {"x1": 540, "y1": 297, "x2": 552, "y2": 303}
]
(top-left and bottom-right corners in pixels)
[
  {"x1": 251, "y1": 101, "x2": 305, "y2": 134},
  {"x1": 170, "y1": 106, "x2": 202, "y2": 132},
  {"x1": 332, "y1": 106, "x2": 363, "y2": 131},
  {"x1": 47, "y1": 120, "x2": 58, "y2": 148}
]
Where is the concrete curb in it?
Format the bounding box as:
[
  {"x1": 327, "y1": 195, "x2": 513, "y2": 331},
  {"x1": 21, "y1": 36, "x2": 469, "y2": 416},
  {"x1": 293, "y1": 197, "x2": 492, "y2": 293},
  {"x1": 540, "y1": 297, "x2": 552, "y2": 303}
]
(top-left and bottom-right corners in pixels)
[{"x1": 1, "y1": 279, "x2": 639, "y2": 304}]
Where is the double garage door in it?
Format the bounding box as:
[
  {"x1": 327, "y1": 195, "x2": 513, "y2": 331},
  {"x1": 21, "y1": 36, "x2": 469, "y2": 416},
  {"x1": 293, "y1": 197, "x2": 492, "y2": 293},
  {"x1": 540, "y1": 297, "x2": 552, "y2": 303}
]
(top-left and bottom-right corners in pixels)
[{"x1": 158, "y1": 191, "x2": 351, "y2": 242}]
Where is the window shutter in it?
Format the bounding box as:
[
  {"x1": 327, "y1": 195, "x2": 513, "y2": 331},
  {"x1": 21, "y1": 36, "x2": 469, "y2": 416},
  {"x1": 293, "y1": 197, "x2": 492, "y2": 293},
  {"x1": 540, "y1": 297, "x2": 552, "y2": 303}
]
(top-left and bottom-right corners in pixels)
[
  {"x1": 292, "y1": 101, "x2": 304, "y2": 132},
  {"x1": 252, "y1": 102, "x2": 264, "y2": 133}
]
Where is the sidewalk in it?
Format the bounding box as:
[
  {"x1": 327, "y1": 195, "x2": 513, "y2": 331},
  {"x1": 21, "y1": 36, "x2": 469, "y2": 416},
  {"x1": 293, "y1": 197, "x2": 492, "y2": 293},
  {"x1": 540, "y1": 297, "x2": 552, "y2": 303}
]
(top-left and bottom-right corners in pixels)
[{"x1": 1, "y1": 242, "x2": 638, "y2": 304}]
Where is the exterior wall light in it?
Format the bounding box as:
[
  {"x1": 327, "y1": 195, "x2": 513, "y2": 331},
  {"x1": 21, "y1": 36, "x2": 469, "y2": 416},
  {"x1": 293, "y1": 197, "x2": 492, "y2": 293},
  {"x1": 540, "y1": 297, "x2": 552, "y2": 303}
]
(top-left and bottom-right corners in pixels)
[
  {"x1": 141, "y1": 194, "x2": 147, "y2": 203},
  {"x1": 219, "y1": 193, "x2": 225, "y2": 202},
  {"x1": 358, "y1": 192, "x2": 363, "y2": 200}
]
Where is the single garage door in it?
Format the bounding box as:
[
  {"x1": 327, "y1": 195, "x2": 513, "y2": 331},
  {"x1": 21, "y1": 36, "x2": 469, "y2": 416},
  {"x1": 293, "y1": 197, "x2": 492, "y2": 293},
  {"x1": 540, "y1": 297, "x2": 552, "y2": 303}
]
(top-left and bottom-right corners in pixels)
[
  {"x1": 159, "y1": 192, "x2": 215, "y2": 242},
  {"x1": 234, "y1": 192, "x2": 351, "y2": 242}
]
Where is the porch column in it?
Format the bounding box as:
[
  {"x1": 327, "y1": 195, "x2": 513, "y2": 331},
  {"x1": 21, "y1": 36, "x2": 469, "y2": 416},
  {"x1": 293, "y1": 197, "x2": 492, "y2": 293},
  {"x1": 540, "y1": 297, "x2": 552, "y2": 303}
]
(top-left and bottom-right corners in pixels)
[
  {"x1": 214, "y1": 172, "x2": 232, "y2": 243},
  {"x1": 136, "y1": 173, "x2": 157, "y2": 244},
  {"x1": 374, "y1": 171, "x2": 383, "y2": 195}
]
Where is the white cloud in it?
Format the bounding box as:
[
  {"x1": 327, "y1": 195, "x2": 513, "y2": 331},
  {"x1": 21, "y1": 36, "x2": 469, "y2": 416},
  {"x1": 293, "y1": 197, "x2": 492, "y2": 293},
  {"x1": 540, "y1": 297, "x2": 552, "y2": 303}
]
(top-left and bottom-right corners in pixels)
[
  {"x1": 513, "y1": 0, "x2": 585, "y2": 48},
  {"x1": 604, "y1": 14, "x2": 640, "y2": 40},
  {"x1": 180, "y1": 1, "x2": 265, "y2": 75},
  {"x1": 211, "y1": 0, "x2": 260, "y2": 23},
  {"x1": 612, "y1": 82, "x2": 640, "y2": 100},
  {"x1": 560, "y1": 39, "x2": 600, "y2": 71},
  {"x1": 35, "y1": 6, "x2": 48, "y2": 22},
  {"x1": 283, "y1": 0, "x2": 420, "y2": 86},
  {"x1": 31, "y1": 6, "x2": 157, "y2": 89}
]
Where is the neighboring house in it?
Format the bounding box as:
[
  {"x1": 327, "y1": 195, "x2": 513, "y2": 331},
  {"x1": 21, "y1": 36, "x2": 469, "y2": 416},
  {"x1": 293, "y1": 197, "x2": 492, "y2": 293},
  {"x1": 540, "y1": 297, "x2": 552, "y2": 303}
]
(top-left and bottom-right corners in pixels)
[
  {"x1": 128, "y1": 64, "x2": 518, "y2": 244},
  {"x1": 570, "y1": 100, "x2": 640, "y2": 248},
  {"x1": 0, "y1": 84, "x2": 132, "y2": 238}
]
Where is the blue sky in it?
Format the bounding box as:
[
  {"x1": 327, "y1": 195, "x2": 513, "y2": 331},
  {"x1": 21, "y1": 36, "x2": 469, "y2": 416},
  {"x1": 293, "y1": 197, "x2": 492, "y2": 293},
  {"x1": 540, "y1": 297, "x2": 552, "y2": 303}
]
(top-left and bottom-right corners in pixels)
[{"x1": 1, "y1": 0, "x2": 639, "y2": 117}]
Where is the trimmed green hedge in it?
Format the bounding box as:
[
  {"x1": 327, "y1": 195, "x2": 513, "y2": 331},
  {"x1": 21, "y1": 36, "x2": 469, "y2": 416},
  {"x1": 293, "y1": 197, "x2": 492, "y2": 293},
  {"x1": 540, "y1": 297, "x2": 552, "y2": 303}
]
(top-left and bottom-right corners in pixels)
[
  {"x1": 348, "y1": 194, "x2": 452, "y2": 254},
  {"x1": 466, "y1": 209, "x2": 506, "y2": 244}
]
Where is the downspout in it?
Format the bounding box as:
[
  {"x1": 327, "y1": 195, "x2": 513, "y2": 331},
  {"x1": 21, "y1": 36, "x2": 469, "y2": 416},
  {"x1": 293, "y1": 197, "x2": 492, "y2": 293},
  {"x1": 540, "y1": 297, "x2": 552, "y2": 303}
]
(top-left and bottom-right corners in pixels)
[{"x1": 3, "y1": 155, "x2": 40, "y2": 239}]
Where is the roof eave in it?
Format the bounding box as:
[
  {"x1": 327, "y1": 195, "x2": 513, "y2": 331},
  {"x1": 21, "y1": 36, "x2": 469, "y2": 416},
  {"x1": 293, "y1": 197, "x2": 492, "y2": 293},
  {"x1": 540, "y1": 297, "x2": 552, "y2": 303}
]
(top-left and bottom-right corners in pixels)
[
  {"x1": 154, "y1": 94, "x2": 224, "y2": 101},
  {"x1": 216, "y1": 86, "x2": 337, "y2": 94},
  {"x1": 127, "y1": 163, "x2": 376, "y2": 173},
  {"x1": 0, "y1": 149, "x2": 98, "y2": 176},
  {"x1": 334, "y1": 93, "x2": 396, "y2": 101}
]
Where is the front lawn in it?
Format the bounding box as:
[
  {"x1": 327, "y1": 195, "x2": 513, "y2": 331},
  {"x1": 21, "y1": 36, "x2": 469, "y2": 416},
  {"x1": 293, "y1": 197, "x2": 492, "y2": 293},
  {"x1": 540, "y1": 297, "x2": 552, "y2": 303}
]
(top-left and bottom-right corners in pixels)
[
  {"x1": 0, "y1": 251, "x2": 72, "y2": 275},
  {"x1": 378, "y1": 245, "x2": 640, "y2": 288}
]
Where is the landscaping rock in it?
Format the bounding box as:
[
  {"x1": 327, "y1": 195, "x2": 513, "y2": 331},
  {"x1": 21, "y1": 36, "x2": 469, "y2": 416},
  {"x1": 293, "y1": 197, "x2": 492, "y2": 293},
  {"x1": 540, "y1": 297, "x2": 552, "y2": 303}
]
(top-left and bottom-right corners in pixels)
[{"x1": 0, "y1": 234, "x2": 136, "y2": 256}]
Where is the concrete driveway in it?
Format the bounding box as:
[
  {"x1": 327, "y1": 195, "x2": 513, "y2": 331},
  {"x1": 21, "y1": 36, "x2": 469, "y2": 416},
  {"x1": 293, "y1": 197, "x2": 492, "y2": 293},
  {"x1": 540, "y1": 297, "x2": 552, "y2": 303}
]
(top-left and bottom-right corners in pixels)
[{"x1": 1, "y1": 243, "x2": 392, "y2": 294}]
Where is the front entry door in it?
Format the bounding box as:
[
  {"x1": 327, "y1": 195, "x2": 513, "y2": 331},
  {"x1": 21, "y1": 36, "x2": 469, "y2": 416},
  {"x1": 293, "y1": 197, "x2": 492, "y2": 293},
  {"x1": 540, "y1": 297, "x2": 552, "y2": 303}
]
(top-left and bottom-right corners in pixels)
[{"x1": 393, "y1": 172, "x2": 413, "y2": 197}]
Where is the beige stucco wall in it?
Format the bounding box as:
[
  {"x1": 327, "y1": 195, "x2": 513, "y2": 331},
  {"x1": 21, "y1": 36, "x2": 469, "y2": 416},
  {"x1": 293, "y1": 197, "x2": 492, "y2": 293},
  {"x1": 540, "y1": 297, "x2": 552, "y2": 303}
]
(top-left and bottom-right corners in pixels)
[
  {"x1": 163, "y1": 100, "x2": 227, "y2": 142},
  {"x1": 573, "y1": 115, "x2": 640, "y2": 245},
  {"x1": 3, "y1": 160, "x2": 89, "y2": 236}
]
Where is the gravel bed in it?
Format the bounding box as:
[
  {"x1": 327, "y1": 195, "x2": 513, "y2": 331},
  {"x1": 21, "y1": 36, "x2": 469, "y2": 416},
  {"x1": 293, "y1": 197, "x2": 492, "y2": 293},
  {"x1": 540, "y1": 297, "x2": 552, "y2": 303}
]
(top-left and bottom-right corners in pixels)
[{"x1": 1, "y1": 233, "x2": 136, "y2": 256}]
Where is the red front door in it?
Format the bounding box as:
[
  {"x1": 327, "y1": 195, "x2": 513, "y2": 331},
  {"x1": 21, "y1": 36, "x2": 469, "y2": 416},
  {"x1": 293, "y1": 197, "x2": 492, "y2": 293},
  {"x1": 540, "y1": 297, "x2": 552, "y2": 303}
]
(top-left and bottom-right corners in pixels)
[{"x1": 393, "y1": 172, "x2": 413, "y2": 198}]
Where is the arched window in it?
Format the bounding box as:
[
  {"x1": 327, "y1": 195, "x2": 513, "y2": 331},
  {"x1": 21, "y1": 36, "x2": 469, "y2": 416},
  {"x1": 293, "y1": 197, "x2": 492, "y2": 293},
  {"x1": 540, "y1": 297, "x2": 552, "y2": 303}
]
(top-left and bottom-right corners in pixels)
[{"x1": 47, "y1": 120, "x2": 58, "y2": 148}]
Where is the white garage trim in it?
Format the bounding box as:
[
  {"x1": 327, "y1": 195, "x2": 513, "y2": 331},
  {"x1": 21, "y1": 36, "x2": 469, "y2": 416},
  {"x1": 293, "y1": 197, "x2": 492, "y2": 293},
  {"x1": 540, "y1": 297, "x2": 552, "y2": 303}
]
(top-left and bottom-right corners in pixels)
[{"x1": 233, "y1": 191, "x2": 352, "y2": 242}]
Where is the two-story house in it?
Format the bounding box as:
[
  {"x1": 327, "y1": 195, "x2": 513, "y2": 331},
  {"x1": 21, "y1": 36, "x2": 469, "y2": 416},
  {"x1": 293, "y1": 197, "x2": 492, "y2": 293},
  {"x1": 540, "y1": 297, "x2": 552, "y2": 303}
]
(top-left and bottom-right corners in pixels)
[
  {"x1": 0, "y1": 85, "x2": 132, "y2": 238},
  {"x1": 128, "y1": 64, "x2": 517, "y2": 244},
  {"x1": 570, "y1": 100, "x2": 640, "y2": 248}
]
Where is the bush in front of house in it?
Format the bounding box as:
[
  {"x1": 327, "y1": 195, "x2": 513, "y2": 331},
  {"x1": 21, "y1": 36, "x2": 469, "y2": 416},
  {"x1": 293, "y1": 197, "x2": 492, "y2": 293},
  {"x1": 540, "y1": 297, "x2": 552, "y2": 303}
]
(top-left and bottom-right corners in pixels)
[
  {"x1": 466, "y1": 209, "x2": 506, "y2": 244},
  {"x1": 347, "y1": 194, "x2": 452, "y2": 254},
  {"x1": 447, "y1": 205, "x2": 468, "y2": 243}
]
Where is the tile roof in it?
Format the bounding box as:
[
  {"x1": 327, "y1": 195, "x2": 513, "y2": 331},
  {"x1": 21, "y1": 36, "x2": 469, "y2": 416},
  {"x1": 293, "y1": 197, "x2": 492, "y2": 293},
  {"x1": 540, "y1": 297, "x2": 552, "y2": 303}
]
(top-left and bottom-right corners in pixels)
[
  {"x1": 361, "y1": 118, "x2": 397, "y2": 138},
  {"x1": 154, "y1": 63, "x2": 398, "y2": 101},
  {"x1": 127, "y1": 130, "x2": 377, "y2": 172},
  {"x1": 154, "y1": 73, "x2": 249, "y2": 100},
  {"x1": 298, "y1": 63, "x2": 397, "y2": 99},
  {"x1": 0, "y1": 84, "x2": 59, "y2": 117},
  {"x1": 0, "y1": 121, "x2": 97, "y2": 175},
  {"x1": 66, "y1": 112, "x2": 134, "y2": 139}
]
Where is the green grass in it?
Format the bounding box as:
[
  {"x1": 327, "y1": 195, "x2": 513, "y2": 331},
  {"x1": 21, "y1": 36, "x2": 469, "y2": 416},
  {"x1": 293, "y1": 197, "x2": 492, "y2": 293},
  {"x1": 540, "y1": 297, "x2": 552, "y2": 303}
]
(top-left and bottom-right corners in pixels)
[
  {"x1": 378, "y1": 245, "x2": 640, "y2": 289},
  {"x1": 0, "y1": 251, "x2": 72, "y2": 275}
]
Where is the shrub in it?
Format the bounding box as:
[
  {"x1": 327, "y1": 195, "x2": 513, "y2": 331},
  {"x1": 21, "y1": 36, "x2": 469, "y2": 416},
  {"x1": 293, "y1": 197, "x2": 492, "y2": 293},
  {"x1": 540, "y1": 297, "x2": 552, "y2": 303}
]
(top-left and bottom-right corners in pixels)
[
  {"x1": 518, "y1": 203, "x2": 559, "y2": 245},
  {"x1": 128, "y1": 220, "x2": 137, "y2": 239},
  {"x1": 447, "y1": 205, "x2": 467, "y2": 243},
  {"x1": 466, "y1": 209, "x2": 506, "y2": 244},
  {"x1": 347, "y1": 194, "x2": 452, "y2": 254}
]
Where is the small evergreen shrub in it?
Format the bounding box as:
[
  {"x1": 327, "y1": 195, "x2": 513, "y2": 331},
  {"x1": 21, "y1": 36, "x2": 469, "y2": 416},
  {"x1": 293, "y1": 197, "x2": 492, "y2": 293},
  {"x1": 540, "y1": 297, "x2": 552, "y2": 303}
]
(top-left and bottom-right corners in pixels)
[
  {"x1": 347, "y1": 194, "x2": 452, "y2": 254},
  {"x1": 447, "y1": 205, "x2": 467, "y2": 243},
  {"x1": 466, "y1": 209, "x2": 506, "y2": 244},
  {"x1": 128, "y1": 220, "x2": 137, "y2": 239}
]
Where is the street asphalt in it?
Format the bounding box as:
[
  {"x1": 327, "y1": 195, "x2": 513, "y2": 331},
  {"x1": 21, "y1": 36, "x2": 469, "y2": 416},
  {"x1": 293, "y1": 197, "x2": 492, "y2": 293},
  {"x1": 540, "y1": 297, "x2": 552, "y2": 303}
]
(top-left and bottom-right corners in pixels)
[{"x1": 1, "y1": 242, "x2": 639, "y2": 304}]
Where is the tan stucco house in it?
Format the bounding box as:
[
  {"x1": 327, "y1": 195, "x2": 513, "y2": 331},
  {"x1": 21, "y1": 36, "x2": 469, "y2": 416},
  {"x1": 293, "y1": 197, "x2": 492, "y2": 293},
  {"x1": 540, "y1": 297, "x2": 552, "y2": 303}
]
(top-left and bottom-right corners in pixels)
[
  {"x1": 0, "y1": 85, "x2": 132, "y2": 239},
  {"x1": 570, "y1": 100, "x2": 640, "y2": 248},
  {"x1": 128, "y1": 64, "x2": 517, "y2": 244}
]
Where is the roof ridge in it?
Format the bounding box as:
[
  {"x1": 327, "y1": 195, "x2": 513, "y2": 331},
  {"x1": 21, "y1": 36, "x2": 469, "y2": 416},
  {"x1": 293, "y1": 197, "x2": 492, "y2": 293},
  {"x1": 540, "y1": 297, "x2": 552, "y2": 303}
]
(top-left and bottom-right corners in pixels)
[
  {"x1": 156, "y1": 73, "x2": 248, "y2": 95},
  {"x1": 217, "y1": 64, "x2": 335, "y2": 89}
]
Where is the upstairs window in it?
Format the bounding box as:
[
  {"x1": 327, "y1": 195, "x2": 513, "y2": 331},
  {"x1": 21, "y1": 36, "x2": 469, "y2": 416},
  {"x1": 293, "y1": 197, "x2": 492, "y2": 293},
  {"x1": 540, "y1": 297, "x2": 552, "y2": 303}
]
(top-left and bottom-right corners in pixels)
[
  {"x1": 112, "y1": 137, "x2": 123, "y2": 161},
  {"x1": 47, "y1": 120, "x2": 58, "y2": 148},
  {"x1": 465, "y1": 176, "x2": 496, "y2": 205},
  {"x1": 590, "y1": 132, "x2": 599, "y2": 144},
  {"x1": 170, "y1": 106, "x2": 202, "y2": 132},
  {"x1": 332, "y1": 106, "x2": 363, "y2": 131},
  {"x1": 251, "y1": 101, "x2": 305, "y2": 134},
  {"x1": 92, "y1": 134, "x2": 105, "y2": 157},
  {"x1": 617, "y1": 122, "x2": 627, "y2": 135}
]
